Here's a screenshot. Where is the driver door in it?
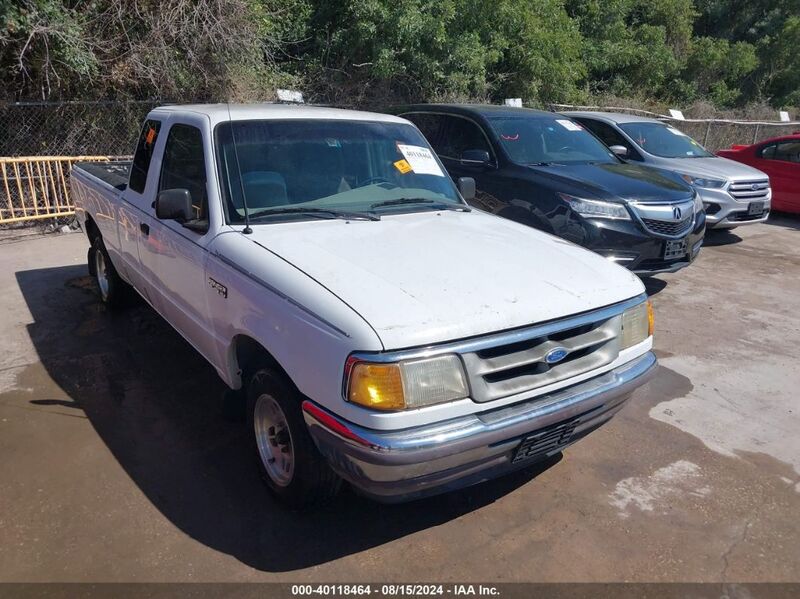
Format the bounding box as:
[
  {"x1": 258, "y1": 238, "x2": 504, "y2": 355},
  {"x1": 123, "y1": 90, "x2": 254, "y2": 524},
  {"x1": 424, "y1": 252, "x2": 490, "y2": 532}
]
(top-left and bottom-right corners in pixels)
[{"x1": 144, "y1": 117, "x2": 219, "y2": 364}]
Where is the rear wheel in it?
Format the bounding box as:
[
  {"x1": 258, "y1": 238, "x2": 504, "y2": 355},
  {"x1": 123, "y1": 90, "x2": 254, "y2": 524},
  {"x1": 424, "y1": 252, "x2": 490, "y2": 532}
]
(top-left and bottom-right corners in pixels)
[
  {"x1": 91, "y1": 235, "x2": 127, "y2": 308},
  {"x1": 247, "y1": 368, "x2": 341, "y2": 508}
]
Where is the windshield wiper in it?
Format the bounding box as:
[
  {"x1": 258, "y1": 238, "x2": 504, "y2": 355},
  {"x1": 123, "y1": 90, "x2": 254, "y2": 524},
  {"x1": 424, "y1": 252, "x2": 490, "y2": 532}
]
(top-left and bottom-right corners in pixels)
[
  {"x1": 370, "y1": 198, "x2": 471, "y2": 211},
  {"x1": 250, "y1": 207, "x2": 380, "y2": 221}
]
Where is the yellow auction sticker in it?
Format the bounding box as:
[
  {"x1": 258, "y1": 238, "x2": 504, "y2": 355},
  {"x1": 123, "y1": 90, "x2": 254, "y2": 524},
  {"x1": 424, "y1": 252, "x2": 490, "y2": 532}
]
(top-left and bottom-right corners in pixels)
[{"x1": 394, "y1": 159, "x2": 413, "y2": 174}]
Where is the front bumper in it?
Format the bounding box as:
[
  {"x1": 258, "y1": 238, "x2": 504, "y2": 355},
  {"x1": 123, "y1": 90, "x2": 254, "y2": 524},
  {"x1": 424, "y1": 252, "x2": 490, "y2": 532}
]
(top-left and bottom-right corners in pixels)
[
  {"x1": 699, "y1": 187, "x2": 771, "y2": 229},
  {"x1": 303, "y1": 351, "x2": 657, "y2": 503},
  {"x1": 557, "y1": 211, "x2": 706, "y2": 276}
]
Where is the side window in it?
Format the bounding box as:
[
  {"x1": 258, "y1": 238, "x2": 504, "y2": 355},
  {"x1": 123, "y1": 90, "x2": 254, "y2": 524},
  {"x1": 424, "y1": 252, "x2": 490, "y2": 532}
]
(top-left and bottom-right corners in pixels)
[
  {"x1": 159, "y1": 124, "x2": 209, "y2": 228},
  {"x1": 129, "y1": 119, "x2": 162, "y2": 193},
  {"x1": 438, "y1": 116, "x2": 492, "y2": 161},
  {"x1": 580, "y1": 119, "x2": 639, "y2": 159},
  {"x1": 759, "y1": 144, "x2": 776, "y2": 159},
  {"x1": 773, "y1": 141, "x2": 800, "y2": 163},
  {"x1": 402, "y1": 113, "x2": 442, "y2": 150}
]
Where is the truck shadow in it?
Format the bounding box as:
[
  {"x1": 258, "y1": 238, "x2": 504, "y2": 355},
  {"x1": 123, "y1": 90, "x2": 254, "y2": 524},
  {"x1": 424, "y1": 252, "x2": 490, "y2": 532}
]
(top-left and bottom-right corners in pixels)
[{"x1": 15, "y1": 265, "x2": 560, "y2": 573}]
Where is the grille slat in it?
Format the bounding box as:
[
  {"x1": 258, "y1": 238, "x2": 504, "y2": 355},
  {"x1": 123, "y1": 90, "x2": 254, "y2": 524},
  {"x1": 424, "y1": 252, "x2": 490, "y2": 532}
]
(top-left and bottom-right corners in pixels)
[
  {"x1": 474, "y1": 326, "x2": 617, "y2": 376},
  {"x1": 729, "y1": 179, "x2": 770, "y2": 200},
  {"x1": 640, "y1": 216, "x2": 693, "y2": 237},
  {"x1": 462, "y1": 315, "x2": 622, "y2": 403}
]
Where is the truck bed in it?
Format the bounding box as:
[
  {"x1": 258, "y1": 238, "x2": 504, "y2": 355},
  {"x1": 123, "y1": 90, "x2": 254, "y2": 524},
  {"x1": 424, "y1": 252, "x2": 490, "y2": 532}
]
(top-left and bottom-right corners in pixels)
[{"x1": 74, "y1": 161, "x2": 131, "y2": 191}]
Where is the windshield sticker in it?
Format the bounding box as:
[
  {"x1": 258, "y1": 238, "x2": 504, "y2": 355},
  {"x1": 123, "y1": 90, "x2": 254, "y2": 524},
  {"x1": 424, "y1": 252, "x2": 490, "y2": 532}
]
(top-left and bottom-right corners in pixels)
[
  {"x1": 325, "y1": 138, "x2": 341, "y2": 148},
  {"x1": 397, "y1": 144, "x2": 445, "y2": 176},
  {"x1": 555, "y1": 119, "x2": 583, "y2": 131},
  {"x1": 393, "y1": 159, "x2": 412, "y2": 174},
  {"x1": 666, "y1": 126, "x2": 687, "y2": 136}
]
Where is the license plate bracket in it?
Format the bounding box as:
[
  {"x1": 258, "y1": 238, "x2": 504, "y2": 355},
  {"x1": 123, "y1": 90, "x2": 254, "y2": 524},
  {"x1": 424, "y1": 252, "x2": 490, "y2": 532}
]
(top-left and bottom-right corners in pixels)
[
  {"x1": 663, "y1": 238, "x2": 688, "y2": 260},
  {"x1": 512, "y1": 421, "x2": 577, "y2": 464},
  {"x1": 748, "y1": 201, "x2": 765, "y2": 216}
]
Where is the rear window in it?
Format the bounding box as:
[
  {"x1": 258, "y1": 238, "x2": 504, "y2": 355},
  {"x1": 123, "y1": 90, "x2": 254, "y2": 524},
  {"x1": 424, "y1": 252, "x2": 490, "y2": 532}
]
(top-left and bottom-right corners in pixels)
[{"x1": 129, "y1": 119, "x2": 162, "y2": 193}]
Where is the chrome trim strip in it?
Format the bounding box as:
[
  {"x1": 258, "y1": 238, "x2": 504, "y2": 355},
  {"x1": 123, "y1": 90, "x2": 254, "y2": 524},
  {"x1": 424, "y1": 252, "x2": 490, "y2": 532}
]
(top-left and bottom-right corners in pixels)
[
  {"x1": 342, "y1": 293, "x2": 648, "y2": 399},
  {"x1": 212, "y1": 252, "x2": 351, "y2": 338}
]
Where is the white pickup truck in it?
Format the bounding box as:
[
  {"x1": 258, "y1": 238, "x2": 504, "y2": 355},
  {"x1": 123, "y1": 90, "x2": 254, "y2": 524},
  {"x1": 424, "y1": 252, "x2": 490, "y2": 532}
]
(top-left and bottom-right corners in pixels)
[{"x1": 72, "y1": 103, "x2": 657, "y2": 507}]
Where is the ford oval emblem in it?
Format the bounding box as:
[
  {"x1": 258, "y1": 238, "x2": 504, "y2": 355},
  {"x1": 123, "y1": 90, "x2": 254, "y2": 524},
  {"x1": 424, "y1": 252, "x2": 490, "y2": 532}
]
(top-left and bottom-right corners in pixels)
[{"x1": 545, "y1": 347, "x2": 569, "y2": 364}]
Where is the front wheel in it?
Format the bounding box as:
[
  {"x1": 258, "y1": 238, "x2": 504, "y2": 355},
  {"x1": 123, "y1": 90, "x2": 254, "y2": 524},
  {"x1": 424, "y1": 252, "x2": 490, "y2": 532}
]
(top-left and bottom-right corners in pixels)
[{"x1": 247, "y1": 368, "x2": 341, "y2": 508}]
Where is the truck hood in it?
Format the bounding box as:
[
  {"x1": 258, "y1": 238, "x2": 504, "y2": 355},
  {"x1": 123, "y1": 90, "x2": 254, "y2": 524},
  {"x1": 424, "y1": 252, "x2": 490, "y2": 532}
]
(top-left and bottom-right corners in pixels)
[
  {"x1": 656, "y1": 156, "x2": 768, "y2": 181},
  {"x1": 531, "y1": 162, "x2": 692, "y2": 203},
  {"x1": 249, "y1": 210, "x2": 644, "y2": 350}
]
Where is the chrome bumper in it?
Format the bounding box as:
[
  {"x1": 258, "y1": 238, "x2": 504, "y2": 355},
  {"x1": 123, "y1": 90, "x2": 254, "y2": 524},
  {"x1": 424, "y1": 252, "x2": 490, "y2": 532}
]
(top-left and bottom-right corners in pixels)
[{"x1": 303, "y1": 351, "x2": 658, "y2": 503}]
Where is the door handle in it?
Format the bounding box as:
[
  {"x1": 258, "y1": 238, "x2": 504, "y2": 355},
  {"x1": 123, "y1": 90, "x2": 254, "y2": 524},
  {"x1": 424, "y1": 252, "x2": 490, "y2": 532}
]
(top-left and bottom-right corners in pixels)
[{"x1": 140, "y1": 222, "x2": 150, "y2": 236}]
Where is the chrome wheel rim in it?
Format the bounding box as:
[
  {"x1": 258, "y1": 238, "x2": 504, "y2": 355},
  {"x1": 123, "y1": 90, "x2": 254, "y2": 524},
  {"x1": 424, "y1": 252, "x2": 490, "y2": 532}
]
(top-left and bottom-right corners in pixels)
[
  {"x1": 95, "y1": 248, "x2": 110, "y2": 300},
  {"x1": 254, "y1": 394, "x2": 294, "y2": 487}
]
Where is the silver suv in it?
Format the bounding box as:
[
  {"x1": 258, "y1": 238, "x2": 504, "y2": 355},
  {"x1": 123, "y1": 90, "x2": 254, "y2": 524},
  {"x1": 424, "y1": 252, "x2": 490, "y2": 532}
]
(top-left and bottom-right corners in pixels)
[{"x1": 564, "y1": 112, "x2": 771, "y2": 229}]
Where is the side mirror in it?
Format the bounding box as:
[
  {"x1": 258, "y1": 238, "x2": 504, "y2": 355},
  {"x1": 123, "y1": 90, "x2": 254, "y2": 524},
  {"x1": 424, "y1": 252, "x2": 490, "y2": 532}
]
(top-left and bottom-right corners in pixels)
[
  {"x1": 156, "y1": 189, "x2": 193, "y2": 222},
  {"x1": 457, "y1": 177, "x2": 476, "y2": 201},
  {"x1": 609, "y1": 145, "x2": 629, "y2": 158},
  {"x1": 460, "y1": 149, "x2": 491, "y2": 168}
]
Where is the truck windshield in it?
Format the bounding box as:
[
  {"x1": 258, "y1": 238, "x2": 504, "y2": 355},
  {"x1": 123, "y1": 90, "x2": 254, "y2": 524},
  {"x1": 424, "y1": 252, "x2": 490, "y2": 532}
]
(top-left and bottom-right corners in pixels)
[
  {"x1": 487, "y1": 115, "x2": 617, "y2": 165},
  {"x1": 619, "y1": 122, "x2": 713, "y2": 158},
  {"x1": 216, "y1": 119, "x2": 463, "y2": 223}
]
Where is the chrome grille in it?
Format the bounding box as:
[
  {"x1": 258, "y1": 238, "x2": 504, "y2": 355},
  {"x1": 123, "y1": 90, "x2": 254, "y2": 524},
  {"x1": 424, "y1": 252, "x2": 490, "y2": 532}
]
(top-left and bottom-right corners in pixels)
[
  {"x1": 629, "y1": 199, "x2": 695, "y2": 239},
  {"x1": 729, "y1": 180, "x2": 770, "y2": 200},
  {"x1": 641, "y1": 216, "x2": 693, "y2": 237},
  {"x1": 461, "y1": 314, "x2": 621, "y2": 403}
]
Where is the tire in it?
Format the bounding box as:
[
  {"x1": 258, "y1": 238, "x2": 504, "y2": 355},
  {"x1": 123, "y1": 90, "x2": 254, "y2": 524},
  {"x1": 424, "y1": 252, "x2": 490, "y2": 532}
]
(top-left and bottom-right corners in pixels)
[
  {"x1": 247, "y1": 368, "x2": 341, "y2": 508},
  {"x1": 91, "y1": 234, "x2": 126, "y2": 308}
]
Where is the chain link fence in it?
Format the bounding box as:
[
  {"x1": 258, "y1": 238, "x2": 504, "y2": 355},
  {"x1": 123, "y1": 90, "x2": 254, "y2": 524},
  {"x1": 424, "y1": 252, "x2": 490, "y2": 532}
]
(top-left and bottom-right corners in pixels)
[
  {"x1": 1, "y1": 99, "x2": 797, "y2": 228},
  {"x1": 548, "y1": 104, "x2": 800, "y2": 152},
  {"x1": 0, "y1": 100, "x2": 158, "y2": 157},
  {"x1": 3, "y1": 99, "x2": 797, "y2": 158}
]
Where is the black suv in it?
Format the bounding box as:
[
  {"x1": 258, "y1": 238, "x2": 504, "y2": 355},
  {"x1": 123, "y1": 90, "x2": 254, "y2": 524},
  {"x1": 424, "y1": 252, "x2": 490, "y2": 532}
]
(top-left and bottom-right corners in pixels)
[{"x1": 394, "y1": 104, "x2": 705, "y2": 275}]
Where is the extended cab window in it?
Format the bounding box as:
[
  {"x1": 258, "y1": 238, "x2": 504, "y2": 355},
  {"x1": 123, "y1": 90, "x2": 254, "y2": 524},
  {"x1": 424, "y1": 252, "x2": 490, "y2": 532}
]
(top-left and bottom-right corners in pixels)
[
  {"x1": 159, "y1": 124, "x2": 209, "y2": 228},
  {"x1": 129, "y1": 119, "x2": 161, "y2": 193},
  {"x1": 437, "y1": 116, "x2": 492, "y2": 161}
]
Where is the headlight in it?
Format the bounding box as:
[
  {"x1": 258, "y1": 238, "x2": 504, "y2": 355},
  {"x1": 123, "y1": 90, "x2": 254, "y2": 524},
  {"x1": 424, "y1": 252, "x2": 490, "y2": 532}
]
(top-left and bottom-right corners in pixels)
[
  {"x1": 693, "y1": 191, "x2": 704, "y2": 213},
  {"x1": 346, "y1": 354, "x2": 469, "y2": 411},
  {"x1": 621, "y1": 300, "x2": 654, "y2": 349},
  {"x1": 679, "y1": 174, "x2": 726, "y2": 189},
  {"x1": 558, "y1": 193, "x2": 630, "y2": 220}
]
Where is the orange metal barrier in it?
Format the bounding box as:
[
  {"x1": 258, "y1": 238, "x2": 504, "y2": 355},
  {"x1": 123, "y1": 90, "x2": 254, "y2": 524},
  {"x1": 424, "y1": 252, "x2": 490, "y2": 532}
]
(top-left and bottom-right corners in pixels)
[{"x1": 0, "y1": 156, "x2": 122, "y2": 224}]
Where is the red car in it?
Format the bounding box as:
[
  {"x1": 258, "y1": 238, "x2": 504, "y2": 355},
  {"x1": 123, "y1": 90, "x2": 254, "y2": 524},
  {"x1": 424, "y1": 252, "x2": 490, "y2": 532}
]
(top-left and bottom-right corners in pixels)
[{"x1": 718, "y1": 134, "x2": 800, "y2": 214}]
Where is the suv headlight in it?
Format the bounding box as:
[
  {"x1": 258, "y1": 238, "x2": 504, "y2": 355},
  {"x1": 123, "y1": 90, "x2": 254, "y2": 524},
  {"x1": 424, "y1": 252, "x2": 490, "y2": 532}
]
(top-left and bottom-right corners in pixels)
[
  {"x1": 621, "y1": 300, "x2": 655, "y2": 349},
  {"x1": 345, "y1": 354, "x2": 469, "y2": 411},
  {"x1": 693, "y1": 190, "x2": 704, "y2": 213},
  {"x1": 558, "y1": 193, "x2": 630, "y2": 220},
  {"x1": 679, "y1": 174, "x2": 726, "y2": 189}
]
